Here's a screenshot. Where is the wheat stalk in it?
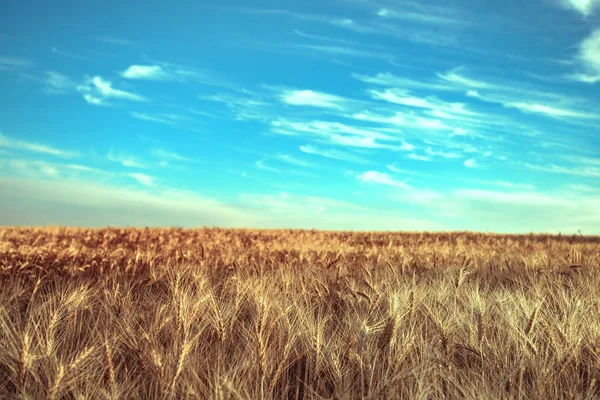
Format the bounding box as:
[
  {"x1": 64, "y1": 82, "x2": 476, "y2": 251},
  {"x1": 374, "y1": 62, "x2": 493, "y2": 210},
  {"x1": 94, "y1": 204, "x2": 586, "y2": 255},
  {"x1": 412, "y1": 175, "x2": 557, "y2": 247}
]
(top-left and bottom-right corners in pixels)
[{"x1": 525, "y1": 304, "x2": 541, "y2": 336}]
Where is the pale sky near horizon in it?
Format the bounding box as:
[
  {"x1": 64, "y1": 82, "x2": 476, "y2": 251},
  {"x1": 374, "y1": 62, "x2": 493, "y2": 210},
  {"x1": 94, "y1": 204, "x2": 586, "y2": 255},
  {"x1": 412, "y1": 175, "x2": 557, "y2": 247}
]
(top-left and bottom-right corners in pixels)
[{"x1": 1, "y1": 0, "x2": 600, "y2": 233}]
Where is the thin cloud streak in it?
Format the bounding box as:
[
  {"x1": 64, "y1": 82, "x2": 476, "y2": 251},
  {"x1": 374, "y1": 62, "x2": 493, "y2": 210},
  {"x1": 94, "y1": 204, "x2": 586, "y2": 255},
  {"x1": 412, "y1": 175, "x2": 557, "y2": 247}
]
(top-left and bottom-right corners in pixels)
[
  {"x1": 300, "y1": 144, "x2": 368, "y2": 163},
  {"x1": 77, "y1": 76, "x2": 146, "y2": 105},
  {"x1": 0, "y1": 133, "x2": 78, "y2": 158},
  {"x1": 128, "y1": 172, "x2": 154, "y2": 186}
]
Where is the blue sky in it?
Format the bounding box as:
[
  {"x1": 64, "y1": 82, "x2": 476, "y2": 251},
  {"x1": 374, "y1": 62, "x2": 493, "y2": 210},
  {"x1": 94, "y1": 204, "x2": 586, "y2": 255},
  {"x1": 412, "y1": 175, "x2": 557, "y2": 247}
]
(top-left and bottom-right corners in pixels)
[{"x1": 1, "y1": 0, "x2": 600, "y2": 233}]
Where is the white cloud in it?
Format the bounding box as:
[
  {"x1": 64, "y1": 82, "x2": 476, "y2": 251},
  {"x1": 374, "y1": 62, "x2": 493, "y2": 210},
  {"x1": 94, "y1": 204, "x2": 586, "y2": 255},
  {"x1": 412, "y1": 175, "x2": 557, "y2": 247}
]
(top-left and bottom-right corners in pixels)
[
  {"x1": 351, "y1": 111, "x2": 460, "y2": 135},
  {"x1": 525, "y1": 162, "x2": 600, "y2": 178},
  {"x1": 76, "y1": 76, "x2": 146, "y2": 105},
  {"x1": 280, "y1": 89, "x2": 348, "y2": 109},
  {"x1": 273, "y1": 153, "x2": 313, "y2": 167},
  {"x1": 560, "y1": 0, "x2": 600, "y2": 16},
  {"x1": 386, "y1": 164, "x2": 402, "y2": 173},
  {"x1": 425, "y1": 147, "x2": 462, "y2": 159},
  {"x1": 91, "y1": 76, "x2": 144, "y2": 100},
  {"x1": 493, "y1": 181, "x2": 535, "y2": 190},
  {"x1": 254, "y1": 160, "x2": 282, "y2": 173},
  {"x1": 352, "y1": 72, "x2": 454, "y2": 91},
  {"x1": 271, "y1": 119, "x2": 412, "y2": 150},
  {"x1": 45, "y1": 71, "x2": 76, "y2": 93},
  {"x1": 356, "y1": 170, "x2": 444, "y2": 204},
  {"x1": 370, "y1": 89, "x2": 477, "y2": 118},
  {"x1": 121, "y1": 65, "x2": 170, "y2": 80},
  {"x1": 299, "y1": 144, "x2": 368, "y2": 163},
  {"x1": 437, "y1": 69, "x2": 494, "y2": 89},
  {"x1": 130, "y1": 112, "x2": 184, "y2": 126},
  {"x1": 202, "y1": 93, "x2": 270, "y2": 120},
  {"x1": 329, "y1": 135, "x2": 389, "y2": 149},
  {"x1": 51, "y1": 46, "x2": 90, "y2": 61},
  {"x1": 39, "y1": 163, "x2": 59, "y2": 177},
  {"x1": 570, "y1": 28, "x2": 600, "y2": 84},
  {"x1": 377, "y1": 8, "x2": 390, "y2": 17},
  {"x1": 569, "y1": 73, "x2": 600, "y2": 83},
  {"x1": 128, "y1": 173, "x2": 154, "y2": 186},
  {"x1": 563, "y1": 155, "x2": 600, "y2": 166},
  {"x1": 122, "y1": 61, "x2": 232, "y2": 88},
  {"x1": 93, "y1": 36, "x2": 136, "y2": 46},
  {"x1": 356, "y1": 171, "x2": 412, "y2": 189},
  {"x1": 0, "y1": 56, "x2": 32, "y2": 70},
  {"x1": 0, "y1": 159, "x2": 104, "y2": 180},
  {"x1": 375, "y1": 7, "x2": 461, "y2": 25},
  {"x1": 152, "y1": 149, "x2": 198, "y2": 163},
  {"x1": 467, "y1": 88, "x2": 598, "y2": 120},
  {"x1": 464, "y1": 159, "x2": 477, "y2": 168},
  {"x1": 506, "y1": 102, "x2": 598, "y2": 119},
  {"x1": 407, "y1": 154, "x2": 431, "y2": 161},
  {"x1": 0, "y1": 133, "x2": 78, "y2": 158},
  {"x1": 283, "y1": 43, "x2": 391, "y2": 59},
  {"x1": 108, "y1": 151, "x2": 145, "y2": 168}
]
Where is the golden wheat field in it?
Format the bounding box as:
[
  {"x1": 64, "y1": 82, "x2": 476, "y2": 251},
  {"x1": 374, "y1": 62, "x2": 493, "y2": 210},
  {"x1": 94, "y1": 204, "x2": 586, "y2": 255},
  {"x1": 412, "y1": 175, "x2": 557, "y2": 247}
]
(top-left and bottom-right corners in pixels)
[{"x1": 1, "y1": 227, "x2": 600, "y2": 399}]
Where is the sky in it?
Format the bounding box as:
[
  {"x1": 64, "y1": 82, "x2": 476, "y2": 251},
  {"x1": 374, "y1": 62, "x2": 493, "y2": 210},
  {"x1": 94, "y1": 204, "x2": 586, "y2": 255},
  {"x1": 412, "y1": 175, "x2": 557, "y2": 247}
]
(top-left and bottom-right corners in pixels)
[{"x1": 1, "y1": 0, "x2": 600, "y2": 233}]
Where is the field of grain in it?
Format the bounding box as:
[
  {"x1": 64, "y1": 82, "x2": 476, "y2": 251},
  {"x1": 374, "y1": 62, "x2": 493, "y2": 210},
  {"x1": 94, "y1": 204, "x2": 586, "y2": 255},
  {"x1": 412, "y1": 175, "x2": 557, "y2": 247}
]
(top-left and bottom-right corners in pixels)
[{"x1": 1, "y1": 227, "x2": 599, "y2": 399}]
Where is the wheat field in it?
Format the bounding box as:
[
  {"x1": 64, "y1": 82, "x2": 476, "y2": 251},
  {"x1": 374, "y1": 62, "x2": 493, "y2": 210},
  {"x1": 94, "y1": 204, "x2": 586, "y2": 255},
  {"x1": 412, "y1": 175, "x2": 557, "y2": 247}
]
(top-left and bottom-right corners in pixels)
[{"x1": 1, "y1": 227, "x2": 599, "y2": 399}]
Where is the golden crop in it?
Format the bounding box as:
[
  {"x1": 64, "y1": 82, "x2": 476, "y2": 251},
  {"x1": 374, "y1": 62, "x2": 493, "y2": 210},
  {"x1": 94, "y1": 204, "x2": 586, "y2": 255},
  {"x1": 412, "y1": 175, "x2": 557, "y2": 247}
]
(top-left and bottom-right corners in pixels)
[{"x1": 0, "y1": 227, "x2": 599, "y2": 399}]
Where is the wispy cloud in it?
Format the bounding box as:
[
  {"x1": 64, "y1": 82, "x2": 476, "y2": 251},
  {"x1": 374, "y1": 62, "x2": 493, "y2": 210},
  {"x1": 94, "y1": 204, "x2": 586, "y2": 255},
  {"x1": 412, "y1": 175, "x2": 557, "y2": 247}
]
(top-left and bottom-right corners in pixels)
[
  {"x1": 0, "y1": 56, "x2": 32, "y2": 70},
  {"x1": 93, "y1": 36, "x2": 136, "y2": 46},
  {"x1": 108, "y1": 151, "x2": 145, "y2": 168},
  {"x1": 273, "y1": 153, "x2": 314, "y2": 168},
  {"x1": 492, "y1": 180, "x2": 535, "y2": 190},
  {"x1": 525, "y1": 162, "x2": 600, "y2": 178},
  {"x1": 51, "y1": 46, "x2": 90, "y2": 61},
  {"x1": 563, "y1": 155, "x2": 600, "y2": 166},
  {"x1": 353, "y1": 72, "x2": 454, "y2": 91},
  {"x1": 299, "y1": 144, "x2": 368, "y2": 163},
  {"x1": 271, "y1": 119, "x2": 414, "y2": 151},
  {"x1": 0, "y1": 158, "x2": 109, "y2": 180},
  {"x1": 351, "y1": 111, "x2": 459, "y2": 136},
  {"x1": 202, "y1": 92, "x2": 269, "y2": 120},
  {"x1": 121, "y1": 65, "x2": 171, "y2": 80},
  {"x1": 77, "y1": 76, "x2": 146, "y2": 105},
  {"x1": 0, "y1": 133, "x2": 78, "y2": 158},
  {"x1": 437, "y1": 68, "x2": 495, "y2": 89},
  {"x1": 506, "y1": 102, "x2": 598, "y2": 119},
  {"x1": 425, "y1": 147, "x2": 462, "y2": 159},
  {"x1": 569, "y1": 28, "x2": 600, "y2": 84},
  {"x1": 128, "y1": 172, "x2": 154, "y2": 186},
  {"x1": 407, "y1": 153, "x2": 431, "y2": 161},
  {"x1": 467, "y1": 88, "x2": 598, "y2": 120},
  {"x1": 559, "y1": 0, "x2": 600, "y2": 16},
  {"x1": 285, "y1": 43, "x2": 391, "y2": 59},
  {"x1": 130, "y1": 112, "x2": 190, "y2": 126},
  {"x1": 376, "y1": 7, "x2": 462, "y2": 25},
  {"x1": 357, "y1": 170, "x2": 411, "y2": 189},
  {"x1": 356, "y1": 170, "x2": 444, "y2": 203},
  {"x1": 464, "y1": 158, "x2": 477, "y2": 168},
  {"x1": 44, "y1": 71, "x2": 76, "y2": 94},
  {"x1": 39, "y1": 163, "x2": 59, "y2": 177},
  {"x1": 280, "y1": 89, "x2": 349, "y2": 109},
  {"x1": 293, "y1": 29, "x2": 376, "y2": 48},
  {"x1": 369, "y1": 88, "x2": 477, "y2": 117},
  {"x1": 254, "y1": 160, "x2": 283, "y2": 173},
  {"x1": 151, "y1": 149, "x2": 199, "y2": 164},
  {"x1": 122, "y1": 60, "x2": 234, "y2": 88}
]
